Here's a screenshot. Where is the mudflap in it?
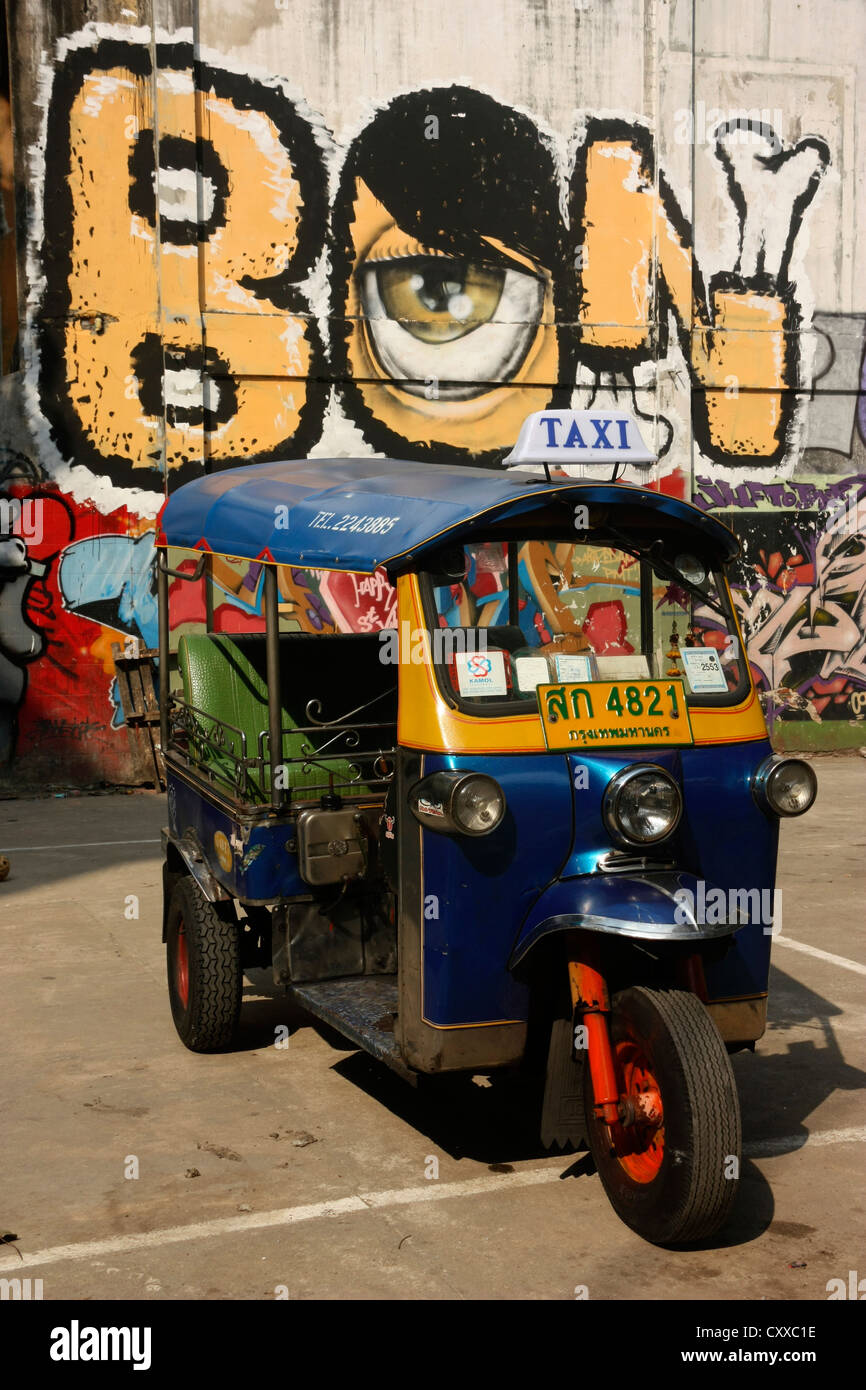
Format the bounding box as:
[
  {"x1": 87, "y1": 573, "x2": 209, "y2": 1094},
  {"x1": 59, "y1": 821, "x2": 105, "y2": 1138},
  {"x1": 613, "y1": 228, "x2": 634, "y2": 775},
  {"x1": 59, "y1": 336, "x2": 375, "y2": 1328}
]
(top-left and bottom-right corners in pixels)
[{"x1": 540, "y1": 1016, "x2": 587, "y2": 1151}]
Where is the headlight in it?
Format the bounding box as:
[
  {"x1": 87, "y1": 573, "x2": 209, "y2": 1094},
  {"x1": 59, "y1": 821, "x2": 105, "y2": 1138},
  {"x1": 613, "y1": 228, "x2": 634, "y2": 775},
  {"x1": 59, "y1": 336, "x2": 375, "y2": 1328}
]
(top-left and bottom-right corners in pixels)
[
  {"x1": 752, "y1": 755, "x2": 817, "y2": 817},
  {"x1": 409, "y1": 771, "x2": 505, "y2": 836},
  {"x1": 603, "y1": 764, "x2": 682, "y2": 847}
]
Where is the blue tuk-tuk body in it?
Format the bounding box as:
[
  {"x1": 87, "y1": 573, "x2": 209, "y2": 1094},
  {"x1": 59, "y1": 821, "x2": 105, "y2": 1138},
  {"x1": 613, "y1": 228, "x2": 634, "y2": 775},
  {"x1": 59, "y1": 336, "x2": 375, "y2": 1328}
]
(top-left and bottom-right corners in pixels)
[{"x1": 155, "y1": 436, "x2": 815, "y2": 1245}]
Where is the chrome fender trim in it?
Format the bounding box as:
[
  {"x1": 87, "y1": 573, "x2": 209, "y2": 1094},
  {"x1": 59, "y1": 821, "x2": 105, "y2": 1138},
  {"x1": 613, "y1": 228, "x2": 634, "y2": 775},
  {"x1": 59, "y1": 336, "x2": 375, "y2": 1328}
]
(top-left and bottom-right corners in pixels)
[{"x1": 509, "y1": 870, "x2": 743, "y2": 970}]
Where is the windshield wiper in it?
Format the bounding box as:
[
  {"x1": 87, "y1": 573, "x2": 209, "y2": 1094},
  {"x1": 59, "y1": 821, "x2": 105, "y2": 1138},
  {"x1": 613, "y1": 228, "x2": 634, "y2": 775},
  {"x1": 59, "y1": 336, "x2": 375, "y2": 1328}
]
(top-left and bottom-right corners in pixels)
[{"x1": 604, "y1": 524, "x2": 728, "y2": 618}]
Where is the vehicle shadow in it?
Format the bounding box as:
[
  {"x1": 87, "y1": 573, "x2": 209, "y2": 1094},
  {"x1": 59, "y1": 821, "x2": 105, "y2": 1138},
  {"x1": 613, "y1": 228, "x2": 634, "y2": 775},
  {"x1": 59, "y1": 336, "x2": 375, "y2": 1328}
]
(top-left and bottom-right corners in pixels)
[
  {"x1": 668, "y1": 953, "x2": 866, "y2": 1253},
  {"x1": 733, "y1": 963, "x2": 866, "y2": 1156},
  {"x1": 236, "y1": 973, "x2": 311, "y2": 1046},
  {"x1": 234, "y1": 960, "x2": 862, "y2": 1249}
]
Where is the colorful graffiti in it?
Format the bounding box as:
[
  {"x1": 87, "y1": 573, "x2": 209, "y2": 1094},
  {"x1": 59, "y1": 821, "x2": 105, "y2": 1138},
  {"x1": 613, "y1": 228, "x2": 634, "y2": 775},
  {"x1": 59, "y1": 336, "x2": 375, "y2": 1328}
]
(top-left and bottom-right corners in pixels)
[
  {"x1": 736, "y1": 510, "x2": 866, "y2": 723},
  {"x1": 1, "y1": 17, "x2": 862, "y2": 779},
  {"x1": 0, "y1": 486, "x2": 158, "y2": 778},
  {"x1": 694, "y1": 316, "x2": 866, "y2": 726},
  {"x1": 30, "y1": 36, "x2": 833, "y2": 493},
  {"x1": 688, "y1": 497, "x2": 866, "y2": 727}
]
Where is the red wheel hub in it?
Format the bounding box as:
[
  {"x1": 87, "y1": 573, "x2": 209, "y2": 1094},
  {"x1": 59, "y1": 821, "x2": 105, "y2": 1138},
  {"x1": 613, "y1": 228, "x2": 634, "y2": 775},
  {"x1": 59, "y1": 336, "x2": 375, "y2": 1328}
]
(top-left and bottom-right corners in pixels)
[
  {"x1": 608, "y1": 1035, "x2": 665, "y2": 1183},
  {"x1": 176, "y1": 920, "x2": 190, "y2": 1008}
]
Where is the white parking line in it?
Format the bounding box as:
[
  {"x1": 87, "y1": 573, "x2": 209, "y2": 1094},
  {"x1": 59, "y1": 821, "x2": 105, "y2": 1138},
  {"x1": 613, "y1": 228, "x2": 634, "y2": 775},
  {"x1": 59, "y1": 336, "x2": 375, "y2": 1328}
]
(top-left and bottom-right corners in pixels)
[
  {"x1": 744, "y1": 1125, "x2": 866, "y2": 1157},
  {"x1": 773, "y1": 935, "x2": 866, "y2": 977},
  {"x1": 3, "y1": 1125, "x2": 865, "y2": 1273},
  {"x1": 0, "y1": 840, "x2": 162, "y2": 852},
  {"x1": 0, "y1": 1167, "x2": 559, "y2": 1272}
]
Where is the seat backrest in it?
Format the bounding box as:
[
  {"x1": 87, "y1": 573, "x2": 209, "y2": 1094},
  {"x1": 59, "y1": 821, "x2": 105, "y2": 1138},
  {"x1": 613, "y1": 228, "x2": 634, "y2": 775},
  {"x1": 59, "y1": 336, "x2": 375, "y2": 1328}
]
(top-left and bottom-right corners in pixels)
[
  {"x1": 177, "y1": 634, "x2": 272, "y2": 800},
  {"x1": 175, "y1": 633, "x2": 395, "y2": 803},
  {"x1": 227, "y1": 632, "x2": 397, "y2": 736}
]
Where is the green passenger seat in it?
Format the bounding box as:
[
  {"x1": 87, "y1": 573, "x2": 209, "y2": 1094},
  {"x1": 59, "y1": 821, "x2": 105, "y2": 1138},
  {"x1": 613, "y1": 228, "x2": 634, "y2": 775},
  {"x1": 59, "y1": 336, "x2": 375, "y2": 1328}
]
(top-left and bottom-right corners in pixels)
[{"x1": 176, "y1": 634, "x2": 372, "y2": 802}]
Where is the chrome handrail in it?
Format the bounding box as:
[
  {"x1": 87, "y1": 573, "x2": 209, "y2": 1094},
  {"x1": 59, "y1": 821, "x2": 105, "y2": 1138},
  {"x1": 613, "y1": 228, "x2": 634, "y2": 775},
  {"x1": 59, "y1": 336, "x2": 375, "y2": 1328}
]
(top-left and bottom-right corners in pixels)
[{"x1": 168, "y1": 693, "x2": 396, "y2": 805}]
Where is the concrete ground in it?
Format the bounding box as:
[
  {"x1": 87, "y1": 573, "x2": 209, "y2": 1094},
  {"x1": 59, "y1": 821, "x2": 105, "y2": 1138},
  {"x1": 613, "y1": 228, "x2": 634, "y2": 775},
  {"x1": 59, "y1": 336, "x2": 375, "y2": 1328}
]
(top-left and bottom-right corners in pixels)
[{"x1": 0, "y1": 757, "x2": 863, "y2": 1302}]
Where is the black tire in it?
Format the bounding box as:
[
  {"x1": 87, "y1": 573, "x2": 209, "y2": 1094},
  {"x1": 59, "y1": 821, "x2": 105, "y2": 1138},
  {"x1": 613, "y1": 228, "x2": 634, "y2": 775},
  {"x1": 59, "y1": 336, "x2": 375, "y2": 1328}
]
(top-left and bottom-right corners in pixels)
[
  {"x1": 166, "y1": 875, "x2": 242, "y2": 1052},
  {"x1": 584, "y1": 986, "x2": 741, "y2": 1245}
]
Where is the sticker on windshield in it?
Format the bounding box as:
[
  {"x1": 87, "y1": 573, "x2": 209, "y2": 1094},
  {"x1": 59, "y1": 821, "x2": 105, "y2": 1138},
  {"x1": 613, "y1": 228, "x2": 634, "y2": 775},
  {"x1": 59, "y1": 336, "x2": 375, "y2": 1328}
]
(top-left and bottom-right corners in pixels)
[
  {"x1": 455, "y1": 650, "x2": 508, "y2": 697},
  {"x1": 681, "y1": 647, "x2": 728, "y2": 694},
  {"x1": 515, "y1": 657, "x2": 550, "y2": 692},
  {"x1": 595, "y1": 654, "x2": 651, "y2": 680},
  {"x1": 554, "y1": 653, "x2": 593, "y2": 682}
]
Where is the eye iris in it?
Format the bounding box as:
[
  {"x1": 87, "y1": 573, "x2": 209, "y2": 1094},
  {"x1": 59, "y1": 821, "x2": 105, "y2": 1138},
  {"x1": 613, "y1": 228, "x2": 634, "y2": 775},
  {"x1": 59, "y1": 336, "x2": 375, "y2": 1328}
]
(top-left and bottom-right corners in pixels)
[{"x1": 377, "y1": 259, "x2": 505, "y2": 342}]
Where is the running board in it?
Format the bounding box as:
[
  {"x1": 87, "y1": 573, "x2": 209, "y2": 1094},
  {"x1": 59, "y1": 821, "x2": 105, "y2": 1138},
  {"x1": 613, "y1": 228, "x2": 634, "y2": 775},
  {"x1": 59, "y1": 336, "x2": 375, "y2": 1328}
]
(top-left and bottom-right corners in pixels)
[{"x1": 288, "y1": 976, "x2": 417, "y2": 1085}]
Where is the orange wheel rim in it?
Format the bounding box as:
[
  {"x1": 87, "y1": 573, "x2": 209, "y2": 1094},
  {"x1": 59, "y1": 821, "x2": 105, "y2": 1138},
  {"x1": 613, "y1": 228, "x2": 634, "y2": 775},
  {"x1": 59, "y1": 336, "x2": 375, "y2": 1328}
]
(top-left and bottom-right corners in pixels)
[
  {"x1": 608, "y1": 1035, "x2": 665, "y2": 1183},
  {"x1": 176, "y1": 920, "x2": 190, "y2": 1008}
]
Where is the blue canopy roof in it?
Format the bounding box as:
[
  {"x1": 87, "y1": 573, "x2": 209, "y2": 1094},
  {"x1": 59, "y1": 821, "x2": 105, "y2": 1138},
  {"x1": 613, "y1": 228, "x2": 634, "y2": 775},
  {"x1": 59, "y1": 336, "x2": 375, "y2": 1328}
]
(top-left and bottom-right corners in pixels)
[{"x1": 157, "y1": 458, "x2": 738, "y2": 573}]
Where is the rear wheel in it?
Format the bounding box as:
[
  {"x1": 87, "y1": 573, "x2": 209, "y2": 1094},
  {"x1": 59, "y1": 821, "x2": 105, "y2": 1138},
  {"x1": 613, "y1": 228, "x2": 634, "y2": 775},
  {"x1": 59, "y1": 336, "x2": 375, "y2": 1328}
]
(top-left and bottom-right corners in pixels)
[
  {"x1": 584, "y1": 985, "x2": 741, "y2": 1245},
  {"x1": 166, "y1": 875, "x2": 242, "y2": 1052}
]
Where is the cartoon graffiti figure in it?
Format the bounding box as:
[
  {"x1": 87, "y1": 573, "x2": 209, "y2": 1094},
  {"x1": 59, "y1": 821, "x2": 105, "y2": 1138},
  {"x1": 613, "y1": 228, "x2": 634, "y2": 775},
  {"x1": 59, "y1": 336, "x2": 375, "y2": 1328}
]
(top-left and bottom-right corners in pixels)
[
  {"x1": 0, "y1": 526, "x2": 47, "y2": 764},
  {"x1": 58, "y1": 532, "x2": 158, "y2": 648},
  {"x1": 58, "y1": 531, "x2": 158, "y2": 726}
]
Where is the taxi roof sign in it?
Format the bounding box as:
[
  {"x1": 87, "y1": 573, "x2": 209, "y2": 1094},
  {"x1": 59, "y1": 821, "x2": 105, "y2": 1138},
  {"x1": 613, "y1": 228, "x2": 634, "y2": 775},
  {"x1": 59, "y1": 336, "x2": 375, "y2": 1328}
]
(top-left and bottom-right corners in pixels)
[{"x1": 503, "y1": 409, "x2": 656, "y2": 472}]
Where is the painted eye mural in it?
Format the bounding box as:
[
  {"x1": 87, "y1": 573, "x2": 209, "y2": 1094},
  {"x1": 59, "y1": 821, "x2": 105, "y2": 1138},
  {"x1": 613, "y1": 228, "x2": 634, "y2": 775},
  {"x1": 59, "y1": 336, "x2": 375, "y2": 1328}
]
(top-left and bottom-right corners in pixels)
[
  {"x1": 330, "y1": 87, "x2": 567, "y2": 463},
  {"x1": 358, "y1": 251, "x2": 546, "y2": 400}
]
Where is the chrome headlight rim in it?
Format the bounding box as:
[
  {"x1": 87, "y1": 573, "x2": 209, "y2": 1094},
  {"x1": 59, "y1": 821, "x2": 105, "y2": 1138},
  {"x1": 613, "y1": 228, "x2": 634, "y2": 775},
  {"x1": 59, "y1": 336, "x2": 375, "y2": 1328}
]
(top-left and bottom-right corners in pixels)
[
  {"x1": 752, "y1": 754, "x2": 817, "y2": 818},
  {"x1": 603, "y1": 763, "x2": 683, "y2": 849},
  {"x1": 408, "y1": 770, "x2": 506, "y2": 837}
]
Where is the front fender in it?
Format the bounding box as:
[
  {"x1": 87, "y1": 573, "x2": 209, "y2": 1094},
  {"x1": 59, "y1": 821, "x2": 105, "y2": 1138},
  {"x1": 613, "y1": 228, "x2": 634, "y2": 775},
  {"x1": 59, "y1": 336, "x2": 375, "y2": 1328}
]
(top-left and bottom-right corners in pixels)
[{"x1": 509, "y1": 871, "x2": 742, "y2": 969}]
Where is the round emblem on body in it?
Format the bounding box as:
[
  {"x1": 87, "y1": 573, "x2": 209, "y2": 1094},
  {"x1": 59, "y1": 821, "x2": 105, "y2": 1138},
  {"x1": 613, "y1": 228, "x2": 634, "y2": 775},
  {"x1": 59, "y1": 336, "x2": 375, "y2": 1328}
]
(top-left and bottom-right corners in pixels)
[{"x1": 213, "y1": 831, "x2": 233, "y2": 873}]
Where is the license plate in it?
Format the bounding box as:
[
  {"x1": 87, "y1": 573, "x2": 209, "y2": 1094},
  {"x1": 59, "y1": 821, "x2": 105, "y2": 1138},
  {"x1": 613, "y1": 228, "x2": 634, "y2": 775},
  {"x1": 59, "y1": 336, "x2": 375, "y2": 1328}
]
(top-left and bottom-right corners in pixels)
[{"x1": 537, "y1": 680, "x2": 694, "y2": 749}]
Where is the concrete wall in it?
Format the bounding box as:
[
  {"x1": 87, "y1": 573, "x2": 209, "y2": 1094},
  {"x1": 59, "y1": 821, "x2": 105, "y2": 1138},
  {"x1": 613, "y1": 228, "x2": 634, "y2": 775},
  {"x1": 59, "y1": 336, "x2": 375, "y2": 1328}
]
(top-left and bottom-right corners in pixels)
[{"x1": 1, "y1": 0, "x2": 864, "y2": 784}]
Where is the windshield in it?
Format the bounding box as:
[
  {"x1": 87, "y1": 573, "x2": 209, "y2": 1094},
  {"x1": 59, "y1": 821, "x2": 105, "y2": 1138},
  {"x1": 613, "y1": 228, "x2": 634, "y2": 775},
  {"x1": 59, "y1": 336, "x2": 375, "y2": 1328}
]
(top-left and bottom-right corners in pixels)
[{"x1": 420, "y1": 538, "x2": 749, "y2": 714}]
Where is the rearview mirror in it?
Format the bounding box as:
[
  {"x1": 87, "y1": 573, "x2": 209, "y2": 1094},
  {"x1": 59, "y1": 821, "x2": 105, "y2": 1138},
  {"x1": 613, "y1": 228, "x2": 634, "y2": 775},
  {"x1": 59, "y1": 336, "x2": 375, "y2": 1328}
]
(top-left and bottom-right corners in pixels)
[{"x1": 424, "y1": 544, "x2": 468, "y2": 584}]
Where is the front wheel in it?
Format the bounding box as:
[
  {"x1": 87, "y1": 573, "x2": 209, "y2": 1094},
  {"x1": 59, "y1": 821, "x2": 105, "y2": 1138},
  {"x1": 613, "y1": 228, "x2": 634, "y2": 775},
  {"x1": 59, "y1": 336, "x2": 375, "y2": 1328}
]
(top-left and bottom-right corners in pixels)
[
  {"x1": 166, "y1": 875, "x2": 242, "y2": 1052},
  {"x1": 584, "y1": 986, "x2": 741, "y2": 1245}
]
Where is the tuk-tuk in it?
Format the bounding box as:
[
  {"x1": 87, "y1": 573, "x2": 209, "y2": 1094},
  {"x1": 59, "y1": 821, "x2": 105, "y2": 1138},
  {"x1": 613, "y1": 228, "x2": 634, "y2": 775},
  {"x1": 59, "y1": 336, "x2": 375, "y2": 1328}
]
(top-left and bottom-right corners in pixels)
[{"x1": 154, "y1": 409, "x2": 817, "y2": 1245}]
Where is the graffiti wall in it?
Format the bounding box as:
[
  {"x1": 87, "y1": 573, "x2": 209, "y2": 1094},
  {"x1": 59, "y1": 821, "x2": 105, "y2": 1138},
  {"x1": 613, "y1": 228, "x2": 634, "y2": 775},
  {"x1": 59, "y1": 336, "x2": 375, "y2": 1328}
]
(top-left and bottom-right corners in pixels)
[{"x1": 2, "y1": 0, "x2": 864, "y2": 783}]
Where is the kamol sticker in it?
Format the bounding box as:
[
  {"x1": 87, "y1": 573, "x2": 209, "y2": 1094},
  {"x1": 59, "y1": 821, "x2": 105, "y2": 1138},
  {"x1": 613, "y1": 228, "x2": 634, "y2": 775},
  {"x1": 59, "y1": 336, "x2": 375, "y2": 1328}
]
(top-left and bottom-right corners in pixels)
[{"x1": 455, "y1": 649, "x2": 508, "y2": 696}]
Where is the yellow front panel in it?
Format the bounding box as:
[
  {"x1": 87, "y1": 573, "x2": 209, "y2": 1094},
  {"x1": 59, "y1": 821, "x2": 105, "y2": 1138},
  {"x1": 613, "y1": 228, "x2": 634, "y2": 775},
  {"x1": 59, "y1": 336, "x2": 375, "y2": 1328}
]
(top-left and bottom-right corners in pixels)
[{"x1": 396, "y1": 574, "x2": 769, "y2": 753}]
